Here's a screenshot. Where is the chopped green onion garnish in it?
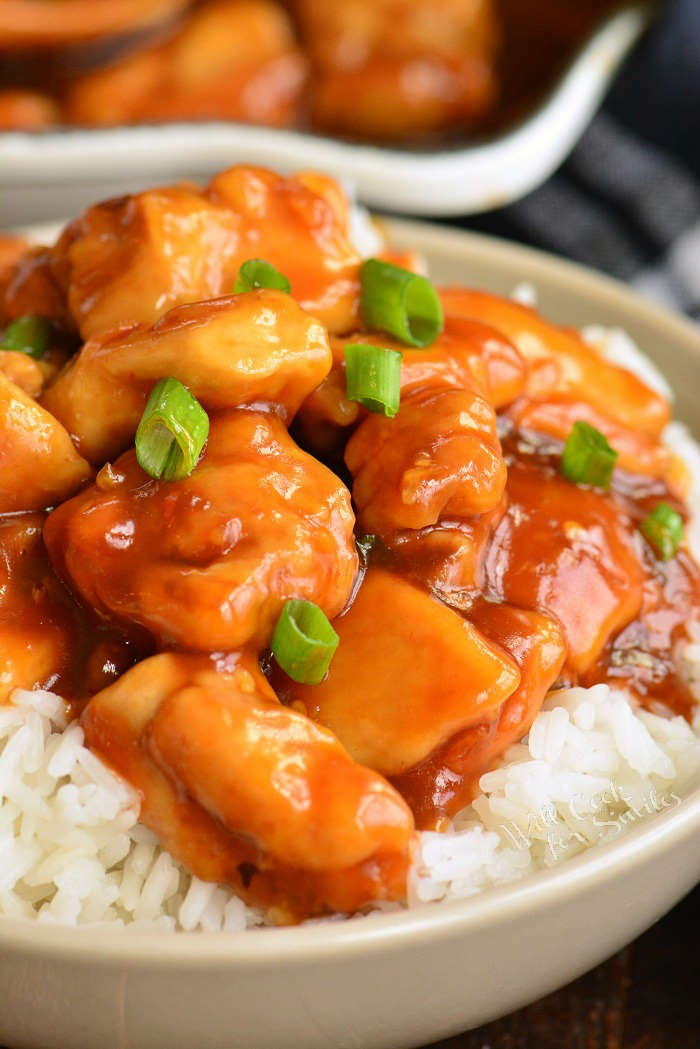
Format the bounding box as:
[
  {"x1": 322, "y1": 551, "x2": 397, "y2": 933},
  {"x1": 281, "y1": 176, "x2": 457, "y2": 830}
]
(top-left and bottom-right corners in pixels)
[
  {"x1": 344, "y1": 342, "x2": 402, "y2": 417},
  {"x1": 640, "y1": 503, "x2": 683, "y2": 561},
  {"x1": 1, "y1": 315, "x2": 51, "y2": 359},
  {"x1": 234, "y1": 258, "x2": 291, "y2": 294},
  {"x1": 560, "y1": 421, "x2": 618, "y2": 489},
  {"x1": 271, "y1": 599, "x2": 339, "y2": 685},
  {"x1": 135, "y1": 377, "x2": 209, "y2": 482},
  {"x1": 359, "y1": 258, "x2": 443, "y2": 347}
]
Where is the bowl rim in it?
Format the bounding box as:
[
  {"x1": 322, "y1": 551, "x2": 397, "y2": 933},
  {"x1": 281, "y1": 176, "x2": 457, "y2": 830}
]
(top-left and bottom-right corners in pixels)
[
  {"x1": 0, "y1": 218, "x2": 698, "y2": 967},
  {"x1": 1, "y1": 782, "x2": 698, "y2": 965}
]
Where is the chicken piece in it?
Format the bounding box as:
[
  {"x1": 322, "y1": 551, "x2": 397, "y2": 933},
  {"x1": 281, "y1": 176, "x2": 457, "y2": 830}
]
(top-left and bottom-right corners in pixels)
[
  {"x1": 206, "y1": 166, "x2": 363, "y2": 334},
  {"x1": 346, "y1": 386, "x2": 506, "y2": 534},
  {"x1": 485, "y1": 456, "x2": 647, "y2": 675},
  {"x1": 0, "y1": 90, "x2": 58, "y2": 130},
  {"x1": 82, "y1": 652, "x2": 414, "y2": 921},
  {"x1": 507, "y1": 396, "x2": 674, "y2": 485},
  {"x1": 2, "y1": 247, "x2": 70, "y2": 330},
  {"x1": 394, "y1": 605, "x2": 566, "y2": 828},
  {"x1": 288, "y1": 568, "x2": 520, "y2": 777},
  {"x1": 297, "y1": 0, "x2": 499, "y2": 140},
  {"x1": 44, "y1": 410, "x2": 358, "y2": 651},
  {"x1": 41, "y1": 290, "x2": 332, "y2": 463},
  {"x1": 50, "y1": 166, "x2": 362, "y2": 339},
  {"x1": 440, "y1": 289, "x2": 670, "y2": 437},
  {"x1": 65, "y1": 0, "x2": 306, "y2": 130},
  {"x1": 386, "y1": 498, "x2": 507, "y2": 605},
  {"x1": 298, "y1": 315, "x2": 526, "y2": 449},
  {"x1": 0, "y1": 352, "x2": 45, "y2": 399},
  {"x1": 0, "y1": 372, "x2": 91, "y2": 512},
  {"x1": 49, "y1": 186, "x2": 241, "y2": 339},
  {"x1": 0, "y1": 343, "x2": 68, "y2": 399}
]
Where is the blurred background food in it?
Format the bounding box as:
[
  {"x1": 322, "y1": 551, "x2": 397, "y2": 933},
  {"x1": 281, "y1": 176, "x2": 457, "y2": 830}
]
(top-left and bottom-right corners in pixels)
[{"x1": 0, "y1": 0, "x2": 625, "y2": 141}]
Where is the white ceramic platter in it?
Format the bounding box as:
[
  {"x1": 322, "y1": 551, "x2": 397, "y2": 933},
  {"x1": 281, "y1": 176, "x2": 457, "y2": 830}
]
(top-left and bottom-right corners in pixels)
[
  {"x1": 0, "y1": 4, "x2": 655, "y2": 226},
  {"x1": 0, "y1": 217, "x2": 698, "y2": 1049}
]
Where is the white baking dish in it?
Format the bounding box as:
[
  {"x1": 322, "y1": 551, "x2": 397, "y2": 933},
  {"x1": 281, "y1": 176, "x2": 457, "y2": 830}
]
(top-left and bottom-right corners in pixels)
[{"x1": 0, "y1": 3, "x2": 655, "y2": 226}]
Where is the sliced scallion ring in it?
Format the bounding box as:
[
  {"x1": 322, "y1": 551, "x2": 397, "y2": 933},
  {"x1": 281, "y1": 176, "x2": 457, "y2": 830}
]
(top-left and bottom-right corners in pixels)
[
  {"x1": 234, "y1": 258, "x2": 291, "y2": 294},
  {"x1": 135, "y1": 377, "x2": 209, "y2": 482},
  {"x1": 1, "y1": 315, "x2": 51, "y2": 359},
  {"x1": 344, "y1": 342, "x2": 402, "y2": 417},
  {"x1": 271, "y1": 599, "x2": 339, "y2": 685},
  {"x1": 560, "y1": 421, "x2": 618, "y2": 489},
  {"x1": 359, "y1": 258, "x2": 443, "y2": 347},
  {"x1": 640, "y1": 503, "x2": 683, "y2": 561}
]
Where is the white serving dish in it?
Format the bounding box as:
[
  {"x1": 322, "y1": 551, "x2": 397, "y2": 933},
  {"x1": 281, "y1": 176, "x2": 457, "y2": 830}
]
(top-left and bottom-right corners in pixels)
[
  {"x1": 0, "y1": 216, "x2": 698, "y2": 1049},
  {"x1": 0, "y1": 3, "x2": 655, "y2": 226}
]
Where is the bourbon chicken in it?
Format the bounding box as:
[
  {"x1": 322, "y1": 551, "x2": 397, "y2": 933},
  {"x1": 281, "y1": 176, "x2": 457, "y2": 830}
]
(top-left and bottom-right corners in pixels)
[
  {"x1": 0, "y1": 1, "x2": 625, "y2": 141},
  {"x1": 0, "y1": 165, "x2": 698, "y2": 921}
]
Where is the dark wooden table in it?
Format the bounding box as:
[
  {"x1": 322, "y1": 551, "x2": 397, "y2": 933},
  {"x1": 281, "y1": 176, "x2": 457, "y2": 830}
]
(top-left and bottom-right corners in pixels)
[{"x1": 424, "y1": 887, "x2": 699, "y2": 1049}]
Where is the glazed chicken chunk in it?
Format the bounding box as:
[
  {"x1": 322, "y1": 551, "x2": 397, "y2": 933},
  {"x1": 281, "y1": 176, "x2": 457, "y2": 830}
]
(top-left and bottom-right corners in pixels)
[
  {"x1": 486, "y1": 457, "x2": 647, "y2": 675},
  {"x1": 296, "y1": 0, "x2": 499, "y2": 140},
  {"x1": 0, "y1": 372, "x2": 91, "y2": 512},
  {"x1": 82, "y1": 652, "x2": 414, "y2": 921},
  {"x1": 346, "y1": 385, "x2": 506, "y2": 533},
  {"x1": 41, "y1": 290, "x2": 332, "y2": 463},
  {"x1": 44, "y1": 410, "x2": 358, "y2": 651},
  {"x1": 46, "y1": 166, "x2": 364, "y2": 340},
  {"x1": 440, "y1": 288, "x2": 670, "y2": 436},
  {"x1": 49, "y1": 186, "x2": 242, "y2": 339},
  {"x1": 64, "y1": 0, "x2": 307, "y2": 130},
  {"x1": 288, "y1": 567, "x2": 520, "y2": 776}
]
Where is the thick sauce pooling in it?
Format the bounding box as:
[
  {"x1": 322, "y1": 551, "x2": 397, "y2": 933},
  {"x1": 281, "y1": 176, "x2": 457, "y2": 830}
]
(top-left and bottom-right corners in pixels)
[{"x1": 0, "y1": 167, "x2": 698, "y2": 919}]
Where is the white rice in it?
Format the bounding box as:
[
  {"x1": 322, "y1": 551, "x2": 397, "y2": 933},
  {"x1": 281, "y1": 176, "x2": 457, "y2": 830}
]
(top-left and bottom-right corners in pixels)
[
  {"x1": 1, "y1": 677, "x2": 697, "y2": 931},
  {"x1": 0, "y1": 321, "x2": 699, "y2": 931}
]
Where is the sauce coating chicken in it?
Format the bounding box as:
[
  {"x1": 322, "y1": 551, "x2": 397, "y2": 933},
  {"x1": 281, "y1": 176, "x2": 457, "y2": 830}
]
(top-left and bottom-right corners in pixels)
[
  {"x1": 64, "y1": 1, "x2": 306, "y2": 130},
  {"x1": 0, "y1": 371, "x2": 91, "y2": 512},
  {"x1": 45, "y1": 410, "x2": 358, "y2": 651},
  {"x1": 42, "y1": 290, "x2": 332, "y2": 463},
  {"x1": 0, "y1": 514, "x2": 149, "y2": 703},
  {"x1": 286, "y1": 567, "x2": 520, "y2": 776},
  {"x1": 83, "y1": 652, "x2": 413, "y2": 922},
  {"x1": 1, "y1": 164, "x2": 698, "y2": 922},
  {"x1": 40, "y1": 166, "x2": 362, "y2": 340},
  {"x1": 295, "y1": 0, "x2": 499, "y2": 140}
]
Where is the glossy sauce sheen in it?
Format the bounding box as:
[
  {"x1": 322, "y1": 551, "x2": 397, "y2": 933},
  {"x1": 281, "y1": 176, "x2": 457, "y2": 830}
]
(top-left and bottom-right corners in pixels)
[{"x1": 0, "y1": 166, "x2": 698, "y2": 918}]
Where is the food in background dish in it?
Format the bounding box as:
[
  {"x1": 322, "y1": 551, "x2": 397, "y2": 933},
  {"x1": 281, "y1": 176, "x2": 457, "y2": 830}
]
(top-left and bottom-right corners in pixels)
[
  {"x1": 0, "y1": 165, "x2": 698, "y2": 928},
  {"x1": 0, "y1": 0, "x2": 625, "y2": 140}
]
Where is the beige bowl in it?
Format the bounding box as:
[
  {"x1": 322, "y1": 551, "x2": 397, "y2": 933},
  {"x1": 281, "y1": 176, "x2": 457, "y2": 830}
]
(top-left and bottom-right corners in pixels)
[{"x1": 1, "y1": 221, "x2": 699, "y2": 1049}]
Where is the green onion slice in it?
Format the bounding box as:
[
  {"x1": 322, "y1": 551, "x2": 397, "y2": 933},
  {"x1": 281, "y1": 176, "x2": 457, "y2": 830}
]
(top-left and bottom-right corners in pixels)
[
  {"x1": 135, "y1": 377, "x2": 209, "y2": 482},
  {"x1": 344, "y1": 342, "x2": 402, "y2": 417},
  {"x1": 234, "y1": 258, "x2": 291, "y2": 294},
  {"x1": 1, "y1": 315, "x2": 51, "y2": 359},
  {"x1": 560, "y1": 421, "x2": 618, "y2": 489},
  {"x1": 640, "y1": 503, "x2": 683, "y2": 561},
  {"x1": 359, "y1": 258, "x2": 443, "y2": 347},
  {"x1": 271, "y1": 599, "x2": 339, "y2": 685}
]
